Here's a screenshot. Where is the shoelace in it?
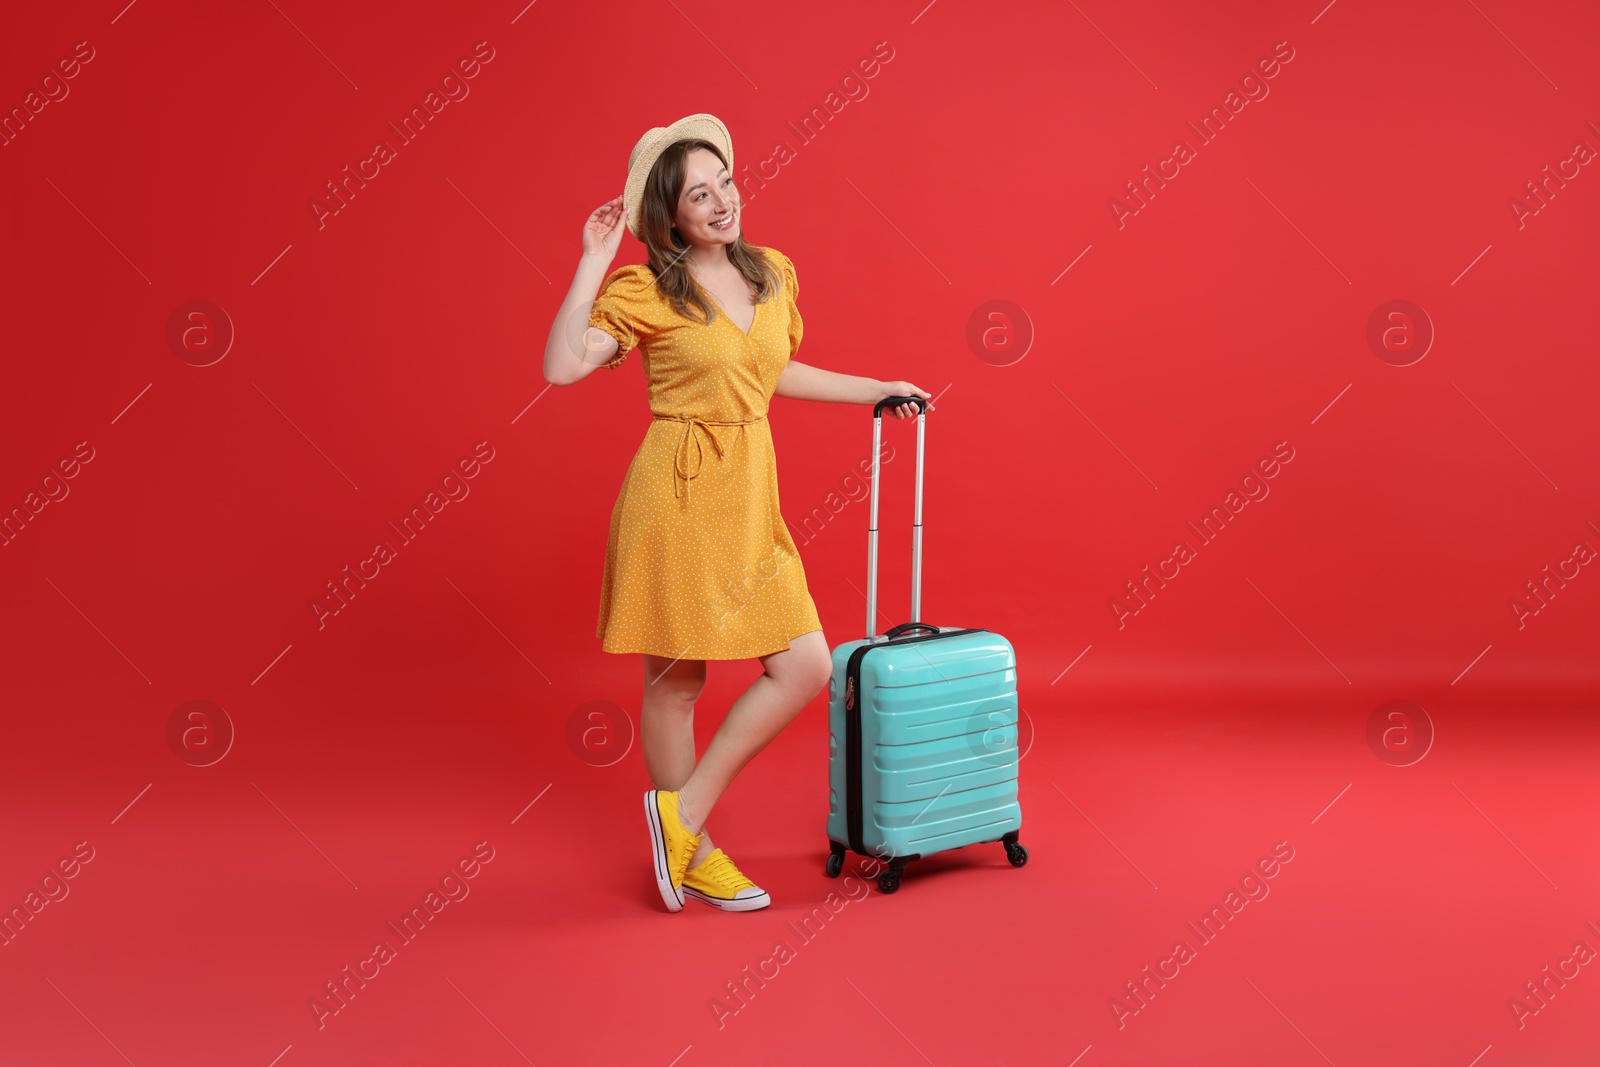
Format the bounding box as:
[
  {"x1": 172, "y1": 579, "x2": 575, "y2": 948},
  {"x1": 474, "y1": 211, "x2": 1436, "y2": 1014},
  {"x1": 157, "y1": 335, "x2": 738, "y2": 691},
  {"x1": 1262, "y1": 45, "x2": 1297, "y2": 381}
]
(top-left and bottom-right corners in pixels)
[
  {"x1": 692, "y1": 849, "x2": 754, "y2": 891},
  {"x1": 670, "y1": 830, "x2": 704, "y2": 882}
]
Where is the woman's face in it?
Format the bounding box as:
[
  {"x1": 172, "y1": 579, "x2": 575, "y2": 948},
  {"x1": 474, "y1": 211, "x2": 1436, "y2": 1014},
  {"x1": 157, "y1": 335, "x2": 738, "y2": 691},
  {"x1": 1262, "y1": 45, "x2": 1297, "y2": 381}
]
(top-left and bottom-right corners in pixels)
[{"x1": 673, "y1": 147, "x2": 742, "y2": 250}]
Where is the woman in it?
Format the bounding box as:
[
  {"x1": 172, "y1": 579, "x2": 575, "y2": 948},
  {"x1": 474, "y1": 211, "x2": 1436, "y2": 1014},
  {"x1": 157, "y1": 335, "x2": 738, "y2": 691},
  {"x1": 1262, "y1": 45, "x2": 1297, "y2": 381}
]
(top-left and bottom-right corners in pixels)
[{"x1": 541, "y1": 114, "x2": 933, "y2": 913}]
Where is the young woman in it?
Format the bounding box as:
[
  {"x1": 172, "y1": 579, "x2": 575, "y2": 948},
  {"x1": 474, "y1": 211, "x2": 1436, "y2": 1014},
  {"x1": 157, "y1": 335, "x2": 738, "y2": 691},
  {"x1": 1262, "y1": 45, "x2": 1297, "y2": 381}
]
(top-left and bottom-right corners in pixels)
[{"x1": 541, "y1": 114, "x2": 933, "y2": 913}]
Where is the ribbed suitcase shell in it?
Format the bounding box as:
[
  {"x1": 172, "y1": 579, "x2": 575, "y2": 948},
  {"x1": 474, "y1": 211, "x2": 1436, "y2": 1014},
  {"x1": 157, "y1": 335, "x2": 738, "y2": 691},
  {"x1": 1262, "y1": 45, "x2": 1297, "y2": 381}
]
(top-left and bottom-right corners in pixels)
[{"x1": 826, "y1": 626, "x2": 1022, "y2": 864}]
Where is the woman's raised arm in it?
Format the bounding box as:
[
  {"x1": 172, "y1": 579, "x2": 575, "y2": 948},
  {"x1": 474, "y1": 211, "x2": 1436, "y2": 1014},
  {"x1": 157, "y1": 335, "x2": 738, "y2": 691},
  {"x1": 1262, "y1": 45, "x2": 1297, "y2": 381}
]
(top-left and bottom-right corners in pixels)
[{"x1": 543, "y1": 195, "x2": 626, "y2": 386}]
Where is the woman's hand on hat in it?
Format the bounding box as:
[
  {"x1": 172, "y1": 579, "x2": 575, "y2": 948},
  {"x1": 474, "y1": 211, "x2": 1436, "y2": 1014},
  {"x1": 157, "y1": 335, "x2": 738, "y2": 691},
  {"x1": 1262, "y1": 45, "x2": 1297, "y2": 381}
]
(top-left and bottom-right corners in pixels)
[
  {"x1": 878, "y1": 381, "x2": 934, "y2": 419},
  {"x1": 583, "y1": 195, "x2": 626, "y2": 260}
]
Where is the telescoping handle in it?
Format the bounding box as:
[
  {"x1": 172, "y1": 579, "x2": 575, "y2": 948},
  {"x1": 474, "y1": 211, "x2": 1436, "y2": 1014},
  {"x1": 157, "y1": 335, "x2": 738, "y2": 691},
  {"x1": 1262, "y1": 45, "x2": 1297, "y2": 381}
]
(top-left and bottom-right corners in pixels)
[{"x1": 865, "y1": 396, "x2": 928, "y2": 640}]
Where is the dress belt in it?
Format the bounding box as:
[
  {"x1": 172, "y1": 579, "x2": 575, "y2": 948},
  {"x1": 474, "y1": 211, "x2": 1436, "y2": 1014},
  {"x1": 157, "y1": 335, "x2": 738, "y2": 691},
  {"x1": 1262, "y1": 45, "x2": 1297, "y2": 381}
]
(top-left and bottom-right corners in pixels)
[{"x1": 653, "y1": 412, "x2": 768, "y2": 500}]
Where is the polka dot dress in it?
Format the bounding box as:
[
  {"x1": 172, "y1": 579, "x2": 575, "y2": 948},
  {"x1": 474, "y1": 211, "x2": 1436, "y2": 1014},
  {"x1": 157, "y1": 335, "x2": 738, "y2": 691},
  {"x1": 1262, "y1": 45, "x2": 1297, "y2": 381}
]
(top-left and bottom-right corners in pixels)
[{"x1": 588, "y1": 246, "x2": 823, "y2": 660}]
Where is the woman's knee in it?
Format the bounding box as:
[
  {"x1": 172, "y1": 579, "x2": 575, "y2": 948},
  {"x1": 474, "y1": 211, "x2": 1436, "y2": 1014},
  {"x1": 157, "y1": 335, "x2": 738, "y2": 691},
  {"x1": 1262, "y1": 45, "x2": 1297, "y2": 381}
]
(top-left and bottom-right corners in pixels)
[
  {"x1": 642, "y1": 655, "x2": 706, "y2": 708},
  {"x1": 764, "y1": 631, "x2": 832, "y2": 697}
]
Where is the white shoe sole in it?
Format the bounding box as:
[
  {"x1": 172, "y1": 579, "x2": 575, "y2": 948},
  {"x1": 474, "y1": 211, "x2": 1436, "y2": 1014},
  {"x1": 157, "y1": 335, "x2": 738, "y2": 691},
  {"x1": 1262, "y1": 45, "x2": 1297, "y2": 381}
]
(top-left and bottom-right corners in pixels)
[
  {"x1": 644, "y1": 791, "x2": 685, "y2": 912},
  {"x1": 683, "y1": 886, "x2": 772, "y2": 911}
]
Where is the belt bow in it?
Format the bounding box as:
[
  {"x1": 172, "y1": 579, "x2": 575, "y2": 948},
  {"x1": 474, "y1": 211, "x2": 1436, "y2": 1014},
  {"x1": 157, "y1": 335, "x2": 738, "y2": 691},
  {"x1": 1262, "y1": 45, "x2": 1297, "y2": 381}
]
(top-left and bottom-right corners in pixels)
[{"x1": 654, "y1": 412, "x2": 767, "y2": 500}]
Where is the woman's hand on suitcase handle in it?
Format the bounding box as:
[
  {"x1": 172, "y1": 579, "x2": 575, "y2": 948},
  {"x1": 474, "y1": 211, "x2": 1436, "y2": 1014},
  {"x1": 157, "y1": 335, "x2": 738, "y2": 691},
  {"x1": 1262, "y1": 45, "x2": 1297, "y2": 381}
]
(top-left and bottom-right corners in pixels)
[{"x1": 876, "y1": 382, "x2": 934, "y2": 419}]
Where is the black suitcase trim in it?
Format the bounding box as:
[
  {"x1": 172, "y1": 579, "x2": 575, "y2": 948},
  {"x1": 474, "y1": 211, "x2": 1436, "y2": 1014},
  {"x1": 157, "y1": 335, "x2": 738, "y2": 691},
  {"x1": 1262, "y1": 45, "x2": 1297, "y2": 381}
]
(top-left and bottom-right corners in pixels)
[{"x1": 843, "y1": 626, "x2": 987, "y2": 857}]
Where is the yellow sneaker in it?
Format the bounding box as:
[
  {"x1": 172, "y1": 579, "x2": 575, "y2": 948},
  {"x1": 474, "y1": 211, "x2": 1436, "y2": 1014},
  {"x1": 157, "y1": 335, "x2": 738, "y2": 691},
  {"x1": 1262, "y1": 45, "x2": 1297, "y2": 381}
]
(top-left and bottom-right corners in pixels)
[
  {"x1": 644, "y1": 790, "x2": 703, "y2": 912},
  {"x1": 683, "y1": 848, "x2": 771, "y2": 911}
]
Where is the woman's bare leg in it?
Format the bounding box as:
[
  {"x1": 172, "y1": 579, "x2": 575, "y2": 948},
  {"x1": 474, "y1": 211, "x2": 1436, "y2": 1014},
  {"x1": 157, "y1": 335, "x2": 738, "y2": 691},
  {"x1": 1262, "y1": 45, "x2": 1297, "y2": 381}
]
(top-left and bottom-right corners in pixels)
[
  {"x1": 674, "y1": 630, "x2": 832, "y2": 834},
  {"x1": 640, "y1": 653, "x2": 718, "y2": 868}
]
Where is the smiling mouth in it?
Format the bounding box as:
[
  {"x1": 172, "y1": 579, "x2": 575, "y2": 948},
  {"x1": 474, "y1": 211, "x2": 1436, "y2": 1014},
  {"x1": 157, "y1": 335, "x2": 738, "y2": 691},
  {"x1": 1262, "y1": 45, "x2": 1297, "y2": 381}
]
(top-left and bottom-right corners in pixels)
[{"x1": 710, "y1": 212, "x2": 737, "y2": 231}]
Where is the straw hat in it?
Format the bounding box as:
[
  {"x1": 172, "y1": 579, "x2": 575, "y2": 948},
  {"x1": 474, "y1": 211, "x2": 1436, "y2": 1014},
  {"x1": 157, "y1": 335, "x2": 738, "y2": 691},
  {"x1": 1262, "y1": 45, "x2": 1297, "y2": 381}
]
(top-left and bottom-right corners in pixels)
[{"x1": 623, "y1": 113, "x2": 734, "y2": 239}]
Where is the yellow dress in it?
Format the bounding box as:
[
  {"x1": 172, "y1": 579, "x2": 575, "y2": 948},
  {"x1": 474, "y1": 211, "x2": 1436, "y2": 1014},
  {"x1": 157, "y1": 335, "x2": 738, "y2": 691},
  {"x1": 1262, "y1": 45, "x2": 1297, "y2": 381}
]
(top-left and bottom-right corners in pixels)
[{"x1": 587, "y1": 245, "x2": 823, "y2": 660}]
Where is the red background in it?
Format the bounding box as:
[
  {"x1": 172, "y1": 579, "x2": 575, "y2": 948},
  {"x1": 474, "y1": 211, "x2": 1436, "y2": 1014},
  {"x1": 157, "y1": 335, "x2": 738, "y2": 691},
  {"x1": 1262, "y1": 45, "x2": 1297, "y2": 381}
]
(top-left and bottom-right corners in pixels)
[{"x1": 2, "y1": 1, "x2": 1597, "y2": 1064}]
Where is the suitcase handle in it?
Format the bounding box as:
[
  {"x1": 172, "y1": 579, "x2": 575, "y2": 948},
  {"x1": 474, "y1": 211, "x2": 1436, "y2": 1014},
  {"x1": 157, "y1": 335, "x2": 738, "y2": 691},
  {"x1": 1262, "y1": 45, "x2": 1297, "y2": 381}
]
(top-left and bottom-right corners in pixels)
[
  {"x1": 882, "y1": 621, "x2": 938, "y2": 639},
  {"x1": 865, "y1": 397, "x2": 928, "y2": 640},
  {"x1": 873, "y1": 395, "x2": 928, "y2": 418}
]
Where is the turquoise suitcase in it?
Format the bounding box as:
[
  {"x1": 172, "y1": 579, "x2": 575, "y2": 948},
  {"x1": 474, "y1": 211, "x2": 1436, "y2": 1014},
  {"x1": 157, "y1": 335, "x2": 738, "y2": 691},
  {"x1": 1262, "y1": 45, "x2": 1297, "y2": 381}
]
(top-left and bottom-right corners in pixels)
[{"x1": 824, "y1": 397, "x2": 1027, "y2": 894}]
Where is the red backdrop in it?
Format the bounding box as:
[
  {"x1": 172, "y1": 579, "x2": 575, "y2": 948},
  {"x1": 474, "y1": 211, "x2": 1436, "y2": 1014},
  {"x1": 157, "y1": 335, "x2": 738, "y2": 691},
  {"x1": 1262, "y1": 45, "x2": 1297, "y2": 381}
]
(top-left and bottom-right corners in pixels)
[{"x1": 2, "y1": 1, "x2": 1597, "y2": 1065}]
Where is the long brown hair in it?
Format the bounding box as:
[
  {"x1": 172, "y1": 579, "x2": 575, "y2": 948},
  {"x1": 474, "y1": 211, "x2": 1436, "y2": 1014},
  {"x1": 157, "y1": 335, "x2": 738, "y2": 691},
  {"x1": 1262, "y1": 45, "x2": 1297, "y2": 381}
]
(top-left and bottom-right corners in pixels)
[{"x1": 637, "y1": 138, "x2": 782, "y2": 325}]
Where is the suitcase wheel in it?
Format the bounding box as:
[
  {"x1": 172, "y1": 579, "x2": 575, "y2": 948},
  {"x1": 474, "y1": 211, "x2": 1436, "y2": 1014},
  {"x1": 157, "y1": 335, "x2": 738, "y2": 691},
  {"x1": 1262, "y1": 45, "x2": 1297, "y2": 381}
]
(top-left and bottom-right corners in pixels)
[
  {"x1": 1005, "y1": 840, "x2": 1029, "y2": 867},
  {"x1": 824, "y1": 843, "x2": 845, "y2": 878},
  {"x1": 877, "y1": 869, "x2": 902, "y2": 894}
]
